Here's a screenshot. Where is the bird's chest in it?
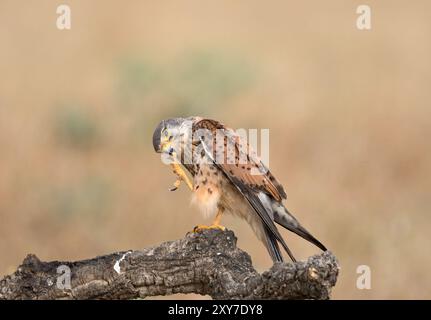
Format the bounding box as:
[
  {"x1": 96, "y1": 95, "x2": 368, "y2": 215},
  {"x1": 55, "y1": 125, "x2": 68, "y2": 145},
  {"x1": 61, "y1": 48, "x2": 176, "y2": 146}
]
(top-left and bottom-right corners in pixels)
[{"x1": 191, "y1": 161, "x2": 223, "y2": 218}]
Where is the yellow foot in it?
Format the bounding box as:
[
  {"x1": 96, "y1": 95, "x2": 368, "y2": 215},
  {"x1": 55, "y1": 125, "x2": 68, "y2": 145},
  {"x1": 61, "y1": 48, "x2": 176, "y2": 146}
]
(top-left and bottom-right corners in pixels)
[
  {"x1": 193, "y1": 224, "x2": 226, "y2": 232},
  {"x1": 170, "y1": 163, "x2": 193, "y2": 191},
  {"x1": 169, "y1": 179, "x2": 181, "y2": 192}
]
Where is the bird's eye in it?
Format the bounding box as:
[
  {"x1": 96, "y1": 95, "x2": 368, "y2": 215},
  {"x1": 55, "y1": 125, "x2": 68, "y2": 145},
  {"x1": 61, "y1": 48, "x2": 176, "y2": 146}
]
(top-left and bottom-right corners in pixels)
[{"x1": 163, "y1": 130, "x2": 169, "y2": 137}]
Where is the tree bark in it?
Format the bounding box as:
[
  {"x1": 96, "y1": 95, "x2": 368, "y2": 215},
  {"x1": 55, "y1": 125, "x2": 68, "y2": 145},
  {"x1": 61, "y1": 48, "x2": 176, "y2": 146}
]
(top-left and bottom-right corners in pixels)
[{"x1": 0, "y1": 229, "x2": 339, "y2": 300}]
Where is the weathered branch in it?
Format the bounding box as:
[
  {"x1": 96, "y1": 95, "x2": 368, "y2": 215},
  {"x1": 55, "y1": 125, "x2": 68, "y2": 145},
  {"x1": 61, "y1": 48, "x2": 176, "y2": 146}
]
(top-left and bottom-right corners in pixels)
[{"x1": 0, "y1": 229, "x2": 339, "y2": 300}]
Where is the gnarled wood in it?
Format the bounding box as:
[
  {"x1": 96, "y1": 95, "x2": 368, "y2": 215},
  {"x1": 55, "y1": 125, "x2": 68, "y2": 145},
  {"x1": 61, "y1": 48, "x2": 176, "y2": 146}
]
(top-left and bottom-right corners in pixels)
[{"x1": 0, "y1": 229, "x2": 339, "y2": 300}]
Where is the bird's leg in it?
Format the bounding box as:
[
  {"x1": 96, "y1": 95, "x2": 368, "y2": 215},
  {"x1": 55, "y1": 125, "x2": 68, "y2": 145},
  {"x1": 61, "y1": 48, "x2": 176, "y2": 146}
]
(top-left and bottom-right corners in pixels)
[
  {"x1": 212, "y1": 209, "x2": 225, "y2": 228},
  {"x1": 169, "y1": 162, "x2": 193, "y2": 191},
  {"x1": 193, "y1": 208, "x2": 226, "y2": 232},
  {"x1": 169, "y1": 178, "x2": 181, "y2": 192}
]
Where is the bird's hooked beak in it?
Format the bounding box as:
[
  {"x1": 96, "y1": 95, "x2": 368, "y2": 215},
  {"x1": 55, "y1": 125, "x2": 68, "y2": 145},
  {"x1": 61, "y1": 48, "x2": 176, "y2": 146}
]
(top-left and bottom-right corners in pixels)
[
  {"x1": 153, "y1": 137, "x2": 173, "y2": 155},
  {"x1": 160, "y1": 141, "x2": 174, "y2": 155},
  {"x1": 152, "y1": 120, "x2": 174, "y2": 155},
  {"x1": 153, "y1": 117, "x2": 190, "y2": 157}
]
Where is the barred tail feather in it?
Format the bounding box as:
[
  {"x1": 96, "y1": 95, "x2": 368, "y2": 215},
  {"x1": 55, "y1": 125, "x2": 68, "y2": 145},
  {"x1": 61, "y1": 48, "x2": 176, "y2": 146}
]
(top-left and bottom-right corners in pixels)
[{"x1": 273, "y1": 204, "x2": 327, "y2": 252}]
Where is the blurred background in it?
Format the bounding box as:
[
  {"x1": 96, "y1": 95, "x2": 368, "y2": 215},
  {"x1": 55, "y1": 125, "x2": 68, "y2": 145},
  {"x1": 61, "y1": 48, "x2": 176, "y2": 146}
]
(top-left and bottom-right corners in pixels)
[{"x1": 0, "y1": 0, "x2": 430, "y2": 299}]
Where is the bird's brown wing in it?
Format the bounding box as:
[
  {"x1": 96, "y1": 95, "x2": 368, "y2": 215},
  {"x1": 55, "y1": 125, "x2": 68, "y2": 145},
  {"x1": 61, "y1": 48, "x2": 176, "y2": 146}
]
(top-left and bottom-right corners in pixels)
[
  {"x1": 193, "y1": 118, "x2": 287, "y2": 202},
  {"x1": 193, "y1": 118, "x2": 295, "y2": 262}
]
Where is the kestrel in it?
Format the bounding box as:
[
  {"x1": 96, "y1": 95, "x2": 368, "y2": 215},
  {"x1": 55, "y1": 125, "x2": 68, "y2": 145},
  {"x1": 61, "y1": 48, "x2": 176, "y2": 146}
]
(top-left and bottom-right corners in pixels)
[{"x1": 152, "y1": 116, "x2": 327, "y2": 262}]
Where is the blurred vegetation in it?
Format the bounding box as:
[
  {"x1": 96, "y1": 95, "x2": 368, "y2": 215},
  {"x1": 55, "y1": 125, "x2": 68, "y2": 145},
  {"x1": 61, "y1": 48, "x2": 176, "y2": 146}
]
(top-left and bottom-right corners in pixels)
[
  {"x1": 45, "y1": 175, "x2": 113, "y2": 221},
  {"x1": 116, "y1": 51, "x2": 254, "y2": 140},
  {"x1": 170, "y1": 51, "x2": 254, "y2": 112},
  {"x1": 53, "y1": 105, "x2": 102, "y2": 151}
]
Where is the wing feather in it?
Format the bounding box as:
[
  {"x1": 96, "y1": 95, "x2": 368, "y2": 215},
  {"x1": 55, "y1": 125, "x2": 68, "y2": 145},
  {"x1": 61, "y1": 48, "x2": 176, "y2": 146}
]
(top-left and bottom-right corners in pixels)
[
  {"x1": 194, "y1": 119, "x2": 287, "y2": 201},
  {"x1": 194, "y1": 118, "x2": 296, "y2": 262}
]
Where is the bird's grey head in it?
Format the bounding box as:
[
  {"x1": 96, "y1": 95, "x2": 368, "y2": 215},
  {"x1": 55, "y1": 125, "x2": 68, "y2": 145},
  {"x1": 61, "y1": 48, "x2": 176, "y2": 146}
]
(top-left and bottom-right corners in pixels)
[{"x1": 152, "y1": 117, "x2": 193, "y2": 154}]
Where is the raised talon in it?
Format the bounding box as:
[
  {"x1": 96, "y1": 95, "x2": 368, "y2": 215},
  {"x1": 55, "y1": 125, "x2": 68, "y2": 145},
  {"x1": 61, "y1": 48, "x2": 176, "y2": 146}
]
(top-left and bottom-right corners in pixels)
[
  {"x1": 193, "y1": 224, "x2": 226, "y2": 232},
  {"x1": 170, "y1": 162, "x2": 193, "y2": 191},
  {"x1": 169, "y1": 179, "x2": 181, "y2": 192}
]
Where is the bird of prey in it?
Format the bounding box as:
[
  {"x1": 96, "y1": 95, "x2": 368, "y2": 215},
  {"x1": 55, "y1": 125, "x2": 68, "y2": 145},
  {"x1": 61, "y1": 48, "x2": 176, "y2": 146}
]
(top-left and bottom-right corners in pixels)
[{"x1": 152, "y1": 116, "x2": 327, "y2": 262}]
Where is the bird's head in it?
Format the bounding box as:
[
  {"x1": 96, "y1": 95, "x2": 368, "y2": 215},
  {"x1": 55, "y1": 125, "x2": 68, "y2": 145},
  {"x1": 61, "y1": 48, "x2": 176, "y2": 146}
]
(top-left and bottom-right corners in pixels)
[{"x1": 152, "y1": 117, "x2": 195, "y2": 155}]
